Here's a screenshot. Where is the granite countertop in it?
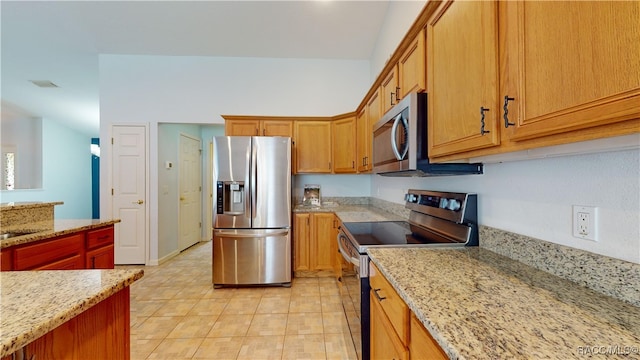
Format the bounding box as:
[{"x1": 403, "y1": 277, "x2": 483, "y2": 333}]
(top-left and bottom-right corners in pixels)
[
  {"x1": 367, "y1": 247, "x2": 640, "y2": 359},
  {"x1": 1, "y1": 219, "x2": 121, "y2": 248},
  {"x1": 0, "y1": 268, "x2": 144, "y2": 357},
  {"x1": 0, "y1": 201, "x2": 63, "y2": 209},
  {"x1": 293, "y1": 203, "x2": 405, "y2": 222}
]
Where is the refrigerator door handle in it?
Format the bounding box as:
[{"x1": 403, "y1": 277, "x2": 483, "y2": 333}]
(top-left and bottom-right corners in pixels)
[
  {"x1": 251, "y1": 138, "x2": 257, "y2": 220},
  {"x1": 214, "y1": 229, "x2": 290, "y2": 238}
]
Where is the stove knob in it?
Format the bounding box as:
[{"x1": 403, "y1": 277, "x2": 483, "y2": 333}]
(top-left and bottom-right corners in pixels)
[{"x1": 446, "y1": 199, "x2": 461, "y2": 211}]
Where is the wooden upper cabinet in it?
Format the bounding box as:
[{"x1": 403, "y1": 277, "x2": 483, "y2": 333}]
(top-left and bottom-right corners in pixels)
[
  {"x1": 294, "y1": 121, "x2": 332, "y2": 173},
  {"x1": 398, "y1": 28, "x2": 426, "y2": 99},
  {"x1": 501, "y1": 1, "x2": 640, "y2": 142},
  {"x1": 427, "y1": 0, "x2": 500, "y2": 158},
  {"x1": 224, "y1": 117, "x2": 293, "y2": 137},
  {"x1": 356, "y1": 107, "x2": 372, "y2": 173},
  {"x1": 261, "y1": 120, "x2": 293, "y2": 137},
  {"x1": 225, "y1": 119, "x2": 260, "y2": 136},
  {"x1": 381, "y1": 65, "x2": 399, "y2": 115},
  {"x1": 332, "y1": 114, "x2": 357, "y2": 173},
  {"x1": 367, "y1": 88, "x2": 383, "y2": 130}
]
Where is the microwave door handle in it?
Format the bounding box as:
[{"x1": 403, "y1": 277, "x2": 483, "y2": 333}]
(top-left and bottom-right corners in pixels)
[
  {"x1": 391, "y1": 113, "x2": 409, "y2": 161},
  {"x1": 390, "y1": 113, "x2": 404, "y2": 160}
]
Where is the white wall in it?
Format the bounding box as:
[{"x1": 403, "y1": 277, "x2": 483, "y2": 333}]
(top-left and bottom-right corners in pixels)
[
  {"x1": 369, "y1": 1, "x2": 427, "y2": 82},
  {"x1": 293, "y1": 174, "x2": 371, "y2": 203},
  {"x1": 1, "y1": 117, "x2": 92, "y2": 219},
  {"x1": 371, "y1": 148, "x2": 640, "y2": 263},
  {"x1": 100, "y1": 55, "x2": 370, "y2": 263}
]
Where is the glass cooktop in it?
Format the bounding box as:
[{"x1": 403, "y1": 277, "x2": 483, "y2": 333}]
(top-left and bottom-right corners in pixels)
[{"x1": 341, "y1": 221, "x2": 459, "y2": 253}]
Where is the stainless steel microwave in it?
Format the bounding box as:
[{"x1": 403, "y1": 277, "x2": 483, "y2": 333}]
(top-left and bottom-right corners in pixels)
[{"x1": 372, "y1": 92, "x2": 483, "y2": 177}]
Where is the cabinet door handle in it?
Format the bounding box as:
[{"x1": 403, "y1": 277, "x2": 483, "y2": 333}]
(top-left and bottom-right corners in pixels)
[
  {"x1": 395, "y1": 87, "x2": 400, "y2": 102},
  {"x1": 373, "y1": 288, "x2": 386, "y2": 301},
  {"x1": 263, "y1": 128, "x2": 266, "y2": 136},
  {"x1": 91, "y1": 257, "x2": 96, "y2": 269},
  {"x1": 390, "y1": 91, "x2": 396, "y2": 106},
  {"x1": 480, "y1": 107, "x2": 490, "y2": 135},
  {"x1": 503, "y1": 96, "x2": 515, "y2": 128}
]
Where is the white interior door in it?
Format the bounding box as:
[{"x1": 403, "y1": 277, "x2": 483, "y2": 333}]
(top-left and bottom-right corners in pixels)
[
  {"x1": 112, "y1": 125, "x2": 147, "y2": 264},
  {"x1": 179, "y1": 133, "x2": 202, "y2": 251}
]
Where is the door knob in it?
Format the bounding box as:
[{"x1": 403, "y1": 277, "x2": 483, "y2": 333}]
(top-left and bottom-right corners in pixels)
[
  {"x1": 132, "y1": 200, "x2": 144, "y2": 204},
  {"x1": 180, "y1": 196, "x2": 185, "y2": 201}
]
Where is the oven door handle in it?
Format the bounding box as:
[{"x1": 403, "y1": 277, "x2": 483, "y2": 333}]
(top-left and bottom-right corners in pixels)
[{"x1": 337, "y1": 233, "x2": 360, "y2": 266}]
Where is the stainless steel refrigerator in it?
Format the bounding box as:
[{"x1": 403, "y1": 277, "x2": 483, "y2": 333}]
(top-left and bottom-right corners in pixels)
[{"x1": 212, "y1": 136, "x2": 291, "y2": 287}]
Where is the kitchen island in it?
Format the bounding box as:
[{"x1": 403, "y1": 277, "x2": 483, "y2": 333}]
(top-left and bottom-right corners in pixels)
[
  {"x1": 367, "y1": 247, "x2": 640, "y2": 359},
  {"x1": 0, "y1": 268, "x2": 143, "y2": 359}
]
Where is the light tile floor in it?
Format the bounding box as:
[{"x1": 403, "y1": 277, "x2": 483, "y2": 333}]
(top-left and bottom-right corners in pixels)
[{"x1": 121, "y1": 241, "x2": 359, "y2": 360}]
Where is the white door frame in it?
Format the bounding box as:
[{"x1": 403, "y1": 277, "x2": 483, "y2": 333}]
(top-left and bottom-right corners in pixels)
[{"x1": 107, "y1": 123, "x2": 150, "y2": 265}]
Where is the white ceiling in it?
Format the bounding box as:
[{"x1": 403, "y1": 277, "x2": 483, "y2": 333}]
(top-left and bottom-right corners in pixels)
[{"x1": 1, "y1": 0, "x2": 392, "y2": 136}]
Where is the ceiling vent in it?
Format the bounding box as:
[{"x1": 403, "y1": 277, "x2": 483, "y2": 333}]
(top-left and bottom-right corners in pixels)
[{"x1": 30, "y1": 80, "x2": 59, "y2": 88}]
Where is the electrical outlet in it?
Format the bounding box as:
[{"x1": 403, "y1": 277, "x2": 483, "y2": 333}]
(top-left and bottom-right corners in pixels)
[{"x1": 572, "y1": 205, "x2": 597, "y2": 241}]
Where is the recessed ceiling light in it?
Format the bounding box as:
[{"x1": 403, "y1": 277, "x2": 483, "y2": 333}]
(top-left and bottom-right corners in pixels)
[{"x1": 30, "y1": 80, "x2": 59, "y2": 88}]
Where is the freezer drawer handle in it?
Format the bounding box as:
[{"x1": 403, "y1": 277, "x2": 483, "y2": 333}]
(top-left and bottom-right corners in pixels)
[{"x1": 215, "y1": 229, "x2": 289, "y2": 238}]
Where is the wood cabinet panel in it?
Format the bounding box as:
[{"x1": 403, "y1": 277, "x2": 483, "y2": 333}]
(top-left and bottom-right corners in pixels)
[
  {"x1": 87, "y1": 244, "x2": 115, "y2": 269},
  {"x1": 23, "y1": 288, "x2": 130, "y2": 360},
  {"x1": 34, "y1": 254, "x2": 85, "y2": 270},
  {"x1": 293, "y1": 213, "x2": 338, "y2": 276},
  {"x1": 294, "y1": 121, "x2": 332, "y2": 173},
  {"x1": 398, "y1": 29, "x2": 426, "y2": 99},
  {"x1": 367, "y1": 88, "x2": 382, "y2": 131},
  {"x1": 370, "y1": 291, "x2": 408, "y2": 360},
  {"x1": 381, "y1": 65, "x2": 399, "y2": 115},
  {"x1": 293, "y1": 213, "x2": 311, "y2": 272},
  {"x1": 1, "y1": 249, "x2": 12, "y2": 271},
  {"x1": 261, "y1": 120, "x2": 293, "y2": 137},
  {"x1": 369, "y1": 262, "x2": 409, "y2": 343},
  {"x1": 224, "y1": 118, "x2": 293, "y2": 137},
  {"x1": 427, "y1": 0, "x2": 500, "y2": 158},
  {"x1": 332, "y1": 115, "x2": 357, "y2": 173},
  {"x1": 13, "y1": 233, "x2": 85, "y2": 270},
  {"x1": 3, "y1": 225, "x2": 115, "y2": 271},
  {"x1": 502, "y1": 1, "x2": 640, "y2": 142},
  {"x1": 87, "y1": 227, "x2": 114, "y2": 250},
  {"x1": 355, "y1": 107, "x2": 371, "y2": 173},
  {"x1": 310, "y1": 213, "x2": 335, "y2": 271},
  {"x1": 410, "y1": 313, "x2": 448, "y2": 360},
  {"x1": 225, "y1": 119, "x2": 260, "y2": 136}
]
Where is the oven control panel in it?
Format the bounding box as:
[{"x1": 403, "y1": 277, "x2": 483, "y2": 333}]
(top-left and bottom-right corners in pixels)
[
  {"x1": 405, "y1": 193, "x2": 462, "y2": 211},
  {"x1": 405, "y1": 189, "x2": 477, "y2": 226}
]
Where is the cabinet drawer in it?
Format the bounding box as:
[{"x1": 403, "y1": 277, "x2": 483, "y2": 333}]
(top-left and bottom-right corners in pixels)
[
  {"x1": 86, "y1": 227, "x2": 114, "y2": 250},
  {"x1": 14, "y1": 233, "x2": 85, "y2": 270},
  {"x1": 369, "y1": 262, "x2": 409, "y2": 344}
]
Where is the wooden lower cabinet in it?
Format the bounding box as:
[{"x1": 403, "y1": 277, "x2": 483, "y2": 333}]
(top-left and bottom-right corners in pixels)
[
  {"x1": 410, "y1": 313, "x2": 449, "y2": 360},
  {"x1": 87, "y1": 244, "x2": 115, "y2": 269},
  {"x1": 370, "y1": 292, "x2": 409, "y2": 360},
  {"x1": 370, "y1": 262, "x2": 447, "y2": 360},
  {"x1": 293, "y1": 212, "x2": 338, "y2": 277},
  {"x1": 1, "y1": 225, "x2": 115, "y2": 271},
  {"x1": 2, "y1": 287, "x2": 131, "y2": 360},
  {"x1": 13, "y1": 233, "x2": 85, "y2": 270}
]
